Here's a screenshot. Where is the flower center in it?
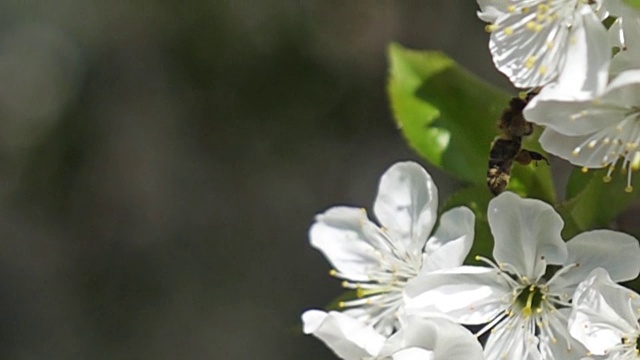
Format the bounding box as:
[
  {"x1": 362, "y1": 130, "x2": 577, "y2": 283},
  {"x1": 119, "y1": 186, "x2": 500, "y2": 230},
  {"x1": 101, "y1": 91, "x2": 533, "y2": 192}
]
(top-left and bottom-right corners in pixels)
[{"x1": 516, "y1": 284, "x2": 546, "y2": 318}]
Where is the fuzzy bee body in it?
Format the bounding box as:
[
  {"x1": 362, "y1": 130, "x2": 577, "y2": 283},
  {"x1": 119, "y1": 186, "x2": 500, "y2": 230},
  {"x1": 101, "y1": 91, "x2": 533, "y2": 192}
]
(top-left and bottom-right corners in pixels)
[{"x1": 487, "y1": 93, "x2": 548, "y2": 195}]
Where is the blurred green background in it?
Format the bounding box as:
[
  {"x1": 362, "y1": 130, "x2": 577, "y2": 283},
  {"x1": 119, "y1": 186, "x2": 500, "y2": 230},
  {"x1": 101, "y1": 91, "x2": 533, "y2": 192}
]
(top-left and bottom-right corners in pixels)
[{"x1": 0, "y1": 1, "x2": 511, "y2": 359}]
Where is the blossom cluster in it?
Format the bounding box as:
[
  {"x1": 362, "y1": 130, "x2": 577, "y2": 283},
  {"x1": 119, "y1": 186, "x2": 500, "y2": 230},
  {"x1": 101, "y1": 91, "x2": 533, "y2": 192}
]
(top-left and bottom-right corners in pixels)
[
  {"x1": 480, "y1": 0, "x2": 640, "y2": 191},
  {"x1": 302, "y1": 1, "x2": 640, "y2": 359},
  {"x1": 302, "y1": 162, "x2": 640, "y2": 360}
]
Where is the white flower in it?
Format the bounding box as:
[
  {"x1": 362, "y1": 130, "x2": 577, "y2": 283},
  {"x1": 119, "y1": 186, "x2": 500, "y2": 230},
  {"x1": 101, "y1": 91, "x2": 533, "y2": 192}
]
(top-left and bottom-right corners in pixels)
[
  {"x1": 478, "y1": 0, "x2": 610, "y2": 89},
  {"x1": 309, "y1": 161, "x2": 475, "y2": 336},
  {"x1": 569, "y1": 268, "x2": 640, "y2": 359},
  {"x1": 404, "y1": 192, "x2": 640, "y2": 360},
  {"x1": 301, "y1": 310, "x2": 485, "y2": 360},
  {"x1": 524, "y1": 69, "x2": 640, "y2": 192}
]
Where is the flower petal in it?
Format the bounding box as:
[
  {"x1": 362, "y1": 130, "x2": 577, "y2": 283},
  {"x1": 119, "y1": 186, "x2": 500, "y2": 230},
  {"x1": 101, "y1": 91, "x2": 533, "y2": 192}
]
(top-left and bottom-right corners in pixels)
[
  {"x1": 373, "y1": 161, "x2": 438, "y2": 255},
  {"x1": 484, "y1": 316, "x2": 542, "y2": 360},
  {"x1": 524, "y1": 96, "x2": 623, "y2": 137},
  {"x1": 477, "y1": 0, "x2": 508, "y2": 22},
  {"x1": 530, "y1": 5, "x2": 609, "y2": 102},
  {"x1": 301, "y1": 310, "x2": 386, "y2": 359},
  {"x1": 550, "y1": 230, "x2": 640, "y2": 295},
  {"x1": 569, "y1": 268, "x2": 640, "y2": 355},
  {"x1": 380, "y1": 316, "x2": 483, "y2": 360},
  {"x1": 422, "y1": 206, "x2": 475, "y2": 273},
  {"x1": 543, "y1": 308, "x2": 590, "y2": 360},
  {"x1": 538, "y1": 128, "x2": 607, "y2": 168},
  {"x1": 602, "y1": 69, "x2": 640, "y2": 108},
  {"x1": 488, "y1": 0, "x2": 576, "y2": 88},
  {"x1": 404, "y1": 266, "x2": 511, "y2": 324},
  {"x1": 309, "y1": 206, "x2": 381, "y2": 282},
  {"x1": 488, "y1": 192, "x2": 566, "y2": 279}
]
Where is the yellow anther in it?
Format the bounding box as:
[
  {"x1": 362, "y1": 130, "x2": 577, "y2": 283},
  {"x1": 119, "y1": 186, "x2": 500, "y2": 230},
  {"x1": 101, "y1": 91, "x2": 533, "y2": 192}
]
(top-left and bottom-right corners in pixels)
[
  {"x1": 581, "y1": 167, "x2": 589, "y2": 173},
  {"x1": 485, "y1": 24, "x2": 496, "y2": 33},
  {"x1": 603, "y1": 175, "x2": 612, "y2": 183},
  {"x1": 626, "y1": 185, "x2": 634, "y2": 193},
  {"x1": 572, "y1": 148, "x2": 580, "y2": 156},
  {"x1": 338, "y1": 301, "x2": 346, "y2": 308},
  {"x1": 329, "y1": 269, "x2": 338, "y2": 276},
  {"x1": 504, "y1": 27, "x2": 514, "y2": 36},
  {"x1": 539, "y1": 66, "x2": 547, "y2": 75},
  {"x1": 538, "y1": 4, "x2": 550, "y2": 13},
  {"x1": 521, "y1": 7, "x2": 530, "y2": 13},
  {"x1": 527, "y1": 21, "x2": 537, "y2": 31},
  {"x1": 508, "y1": 5, "x2": 516, "y2": 12},
  {"x1": 632, "y1": 152, "x2": 640, "y2": 170},
  {"x1": 546, "y1": 40, "x2": 554, "y2": 49},
  {"x1": 525, "y1": 56, "x2": 536, "y2": 68}
]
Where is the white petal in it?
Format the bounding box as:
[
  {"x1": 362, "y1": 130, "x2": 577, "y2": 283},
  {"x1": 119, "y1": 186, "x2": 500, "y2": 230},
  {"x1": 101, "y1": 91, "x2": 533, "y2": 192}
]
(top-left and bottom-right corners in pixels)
[
  {"x1": 488, "y1": 1, "x2": 573, "y2": 88},
  {"x1": 404, "y1": 266, "x2": 511, "y2": 324},
  {"x1": 381, "y1": 316, "x2": 483, "y2": 360},
  {"x1": 569, "y1": 269, "x2": 640, "y2": 355},
  {"x1": 488, "y1": 192, "x2": 566, "y2": 279},
  {"x1": 602, "y1": 69, "x2": 640, "y2": 108},
  {"x1": 484, "y1": 317, "x2": 542, "y2": 360},
  {"x1": 541, "y1": 5, "x2": 610, "y2": 100},
  {"x1": 543, "y1": 308, "x2": 590, "y2": 360},
  {"x1": 309, "y1": 206, "x2": 381, "y2": 282},
  {"x1": 524, "y1": 97, "x2": 622, "y2": 137},
  {"x1": 389, "y1": 348, "x2": 434, "y2": 360},
  {"x1": 538, "y1": 128, "x2": 606, "y2": 168},
  {"x1": 422, "y1": 206, "x2": 475, "y2": 273},
  {"x1": 301, "y1": 310, "x2": 386, "y2": 359},
  {"x1": 477, "y1": 0, "x2": 508, "y2": 22},
  {"x1": 374, "y1": 161, "x2": 438, "y2": 255},
  {"x1": 478, "y1": 6, "x2": 505, "y2": 23},
  {"x1": 551, "y1": 230, "x2": 640, "y2": 295},
  {"x1": 526, "y1": 70, "x2": 640, "y2": 138}
]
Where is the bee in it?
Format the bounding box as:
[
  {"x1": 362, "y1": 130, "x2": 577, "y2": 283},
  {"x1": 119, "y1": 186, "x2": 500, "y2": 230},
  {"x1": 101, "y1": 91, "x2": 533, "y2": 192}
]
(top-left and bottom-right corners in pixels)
[{"x1": 487, "y1": 91, "x2": 549, "y2": 195}]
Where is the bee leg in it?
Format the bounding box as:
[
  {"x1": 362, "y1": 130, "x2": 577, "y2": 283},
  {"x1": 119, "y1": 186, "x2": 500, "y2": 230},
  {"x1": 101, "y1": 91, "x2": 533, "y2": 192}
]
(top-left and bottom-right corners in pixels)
[
  {"x1": 529, "y1": 151, "x2": 550, "y2": 165},
  {"x1": 515, "y1": 149, "x2": 549, "y2": 166}
]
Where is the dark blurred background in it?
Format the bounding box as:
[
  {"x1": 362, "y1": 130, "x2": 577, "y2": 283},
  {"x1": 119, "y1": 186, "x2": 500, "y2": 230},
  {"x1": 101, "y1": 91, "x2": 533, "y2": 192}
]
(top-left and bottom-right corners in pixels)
[{"x1": 0, "y1": 1, "x2": 512, "y2": 359}]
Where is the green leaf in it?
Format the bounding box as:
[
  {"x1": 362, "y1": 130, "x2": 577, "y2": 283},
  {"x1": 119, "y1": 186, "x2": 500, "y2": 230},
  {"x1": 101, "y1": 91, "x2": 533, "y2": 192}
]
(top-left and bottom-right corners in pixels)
[
  {"x1": 387, "y1": 43, "x2": 555, "y2": 203},
  {"x1": 388, "y1": 43, "x2": 505, "y2": 184},
  {"x1": 556, "y1": 166, "x2": 640, "y2": 239},
  {"x1": 441, "y1": 185, "x2": 494, "y2": 262},
  {"x1": 624, "y1": 0, "x2": 640, "y2": 9}
]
